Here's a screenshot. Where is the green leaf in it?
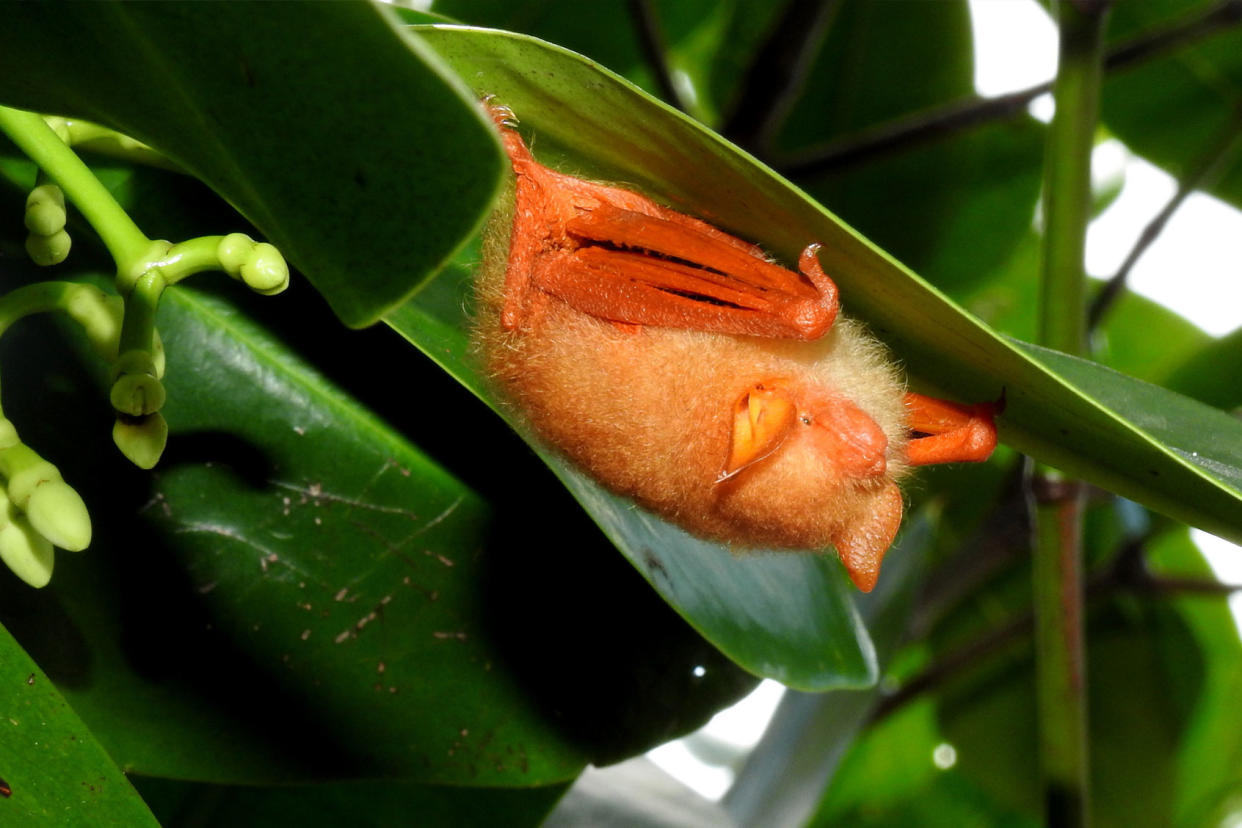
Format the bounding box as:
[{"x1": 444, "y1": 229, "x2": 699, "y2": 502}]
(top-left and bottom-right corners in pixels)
[
  {"x1": 0, "y1": 621, "x2": 159, "y2": 827},
  {"x1": 389, "y1": 285, "x2": 876, "y2": 692},
  {"x1": 1092, "y1": 290, "x2": 1214, "y2": 385},
  {"x1": 774, "y1": 0, "x2": 1045, "y2": 294},
  {"x1": 431, "y1": 0, "x2": 778, "y2": 127},
  {"x1": 1014, "y1": 342, "x2": 1242, "y2": 542},
  {"x1": 0, "y1": 263, "x2": 753, "y2": 785},
  {"x1": 0, "y1": 2, "x2": 503, "y2": 327},
  {"x1": 956, "y1": 226, "x2": 1216, "y2": 385},
  {"x1": 399, "y1": 22, "x2": 1242, "y2": 670}
]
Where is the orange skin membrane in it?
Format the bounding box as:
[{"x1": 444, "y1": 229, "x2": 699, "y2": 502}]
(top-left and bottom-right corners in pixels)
[{"x1": 473, "y1": 100, "x2": 997, "y2": 592}]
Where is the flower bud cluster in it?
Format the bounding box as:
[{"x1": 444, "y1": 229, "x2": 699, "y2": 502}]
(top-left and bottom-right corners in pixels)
[{"x1": 0, "y1": 432, "x2": 90, "y2": 587}]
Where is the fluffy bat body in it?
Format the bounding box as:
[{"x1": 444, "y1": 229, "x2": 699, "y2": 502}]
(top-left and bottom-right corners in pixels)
[{"x1": 472, "y1": 101, "x2": 995, "y2": 591}]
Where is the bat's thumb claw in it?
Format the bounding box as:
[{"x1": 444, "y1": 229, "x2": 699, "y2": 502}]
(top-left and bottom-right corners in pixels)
[{"x1": 482, "y1": 96, "x2": 519, "y2": 130}]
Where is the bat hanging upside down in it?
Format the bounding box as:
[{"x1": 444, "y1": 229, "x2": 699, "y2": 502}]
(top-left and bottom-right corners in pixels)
[{"x1": 472, "y1": 99, "x2": 998, "y2": 592}]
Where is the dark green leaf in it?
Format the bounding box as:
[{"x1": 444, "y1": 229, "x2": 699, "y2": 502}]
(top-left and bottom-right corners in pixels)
[
  {"x1": 0, "y1": 2, "x2": 503, "y2": 326},
  {"x1": 0, "y1": 621, "x2": 159, "y2": 826},
  {"x1": 407, "y1": 24, "x2": 1242, "y2": 602},
  {"x1": 775, "y1": 0, "x2": 1045, "y2": 293},
  {"x1": 0, "y1": 262, "x2": 752, "y2": 785},
  {"x1": 1014, "y1": 342, "x2": 1242, "y2": 540},
  {"x1": 1144, "y1": 529, "x2": 1242, "y2": 825}
]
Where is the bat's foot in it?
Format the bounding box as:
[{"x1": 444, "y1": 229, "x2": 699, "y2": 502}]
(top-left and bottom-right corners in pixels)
[{"x1": 904, "y1": 393, "x2": 998, "y2": 466}]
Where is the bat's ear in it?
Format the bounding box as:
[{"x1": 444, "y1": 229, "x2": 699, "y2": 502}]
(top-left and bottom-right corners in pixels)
[
  {"x1": 830, "y1": 481, "x2": 903, "y2": 592},
  {"x1": 721, "y1": 382, "x2": 798, "y2": 480}
]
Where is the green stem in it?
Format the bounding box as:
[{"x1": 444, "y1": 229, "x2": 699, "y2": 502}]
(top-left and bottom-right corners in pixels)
[
  {"x1": 1031, "y1": 473, "x2": 1089, "y2": 826},
  {"x1": 0, "y1": 106, "x2": 152, "y2": 268},
  {"x1": 1041, "y1": 2, "x2": 1106, "y2": 355},
  {"x1": 1034, "y1": 2, "x2": 1109, "y2": 825},
  {"x1": 118, "y1": 269, "x2": 166, "y2": 356},
  {"x1": 155, "y1": 235, "x2": 229, "y2": 285},
  {"x1": 0, "y1": 281, "x2": 79, "y2": 338},
  {"x1": 0, "y1": 280, "x2": 121, "y2": 356},
  {"x1": 43, "y1": 115, "x2": 181, "y2": 172}
]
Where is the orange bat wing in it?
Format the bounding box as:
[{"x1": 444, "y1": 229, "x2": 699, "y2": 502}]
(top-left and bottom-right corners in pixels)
[{"x1": 488, "y1": 101, "x2": 839, "y2": 340}]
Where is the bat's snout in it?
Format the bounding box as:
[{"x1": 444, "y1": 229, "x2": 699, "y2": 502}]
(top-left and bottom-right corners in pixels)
[{"x1": 805, "y1": 396, "x2": 890, "y2": 480}]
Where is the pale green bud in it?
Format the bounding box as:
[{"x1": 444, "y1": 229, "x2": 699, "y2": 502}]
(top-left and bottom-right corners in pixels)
[
  {"x1": 25, "y1": 479, "x2": 91, "y2": 552},
  {"x1": 25, "y1": 183, "x2": 66, "y2": 236},
  {"x1": 0, "y1": 519, "x2": 54, "y2": 588},
  {"x1": 110, "y1": 372, "x2": 166, "y2": 416},
  {"x1": 6, "y1": 456, "x2": 59, "y2": 511},
  {"x1": 110, "y1": 349, "x2": 165, "y2": 415},
  {"x1": 113, "y1": 413, "x2": 167, "y2": 470},
  {"x1": 218, "y1": 234, "x2": 289, "y2": 295},
  {"x1": 26, "y1": 230, "x2": 71, "y2": 266}
]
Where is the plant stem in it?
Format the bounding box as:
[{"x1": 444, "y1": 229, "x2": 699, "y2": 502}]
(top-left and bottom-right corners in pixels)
[
  {"x1": 0, "y1": 106, "x2": 151, "y2": 268},
  {"x1": 1031, "y1": 472, "x2": 1089, "y2": 826},
  {"x1": 1033, "y1": 2, "x2": 1109, "y2": 825},
  {"x1": 118, "y1": 270, "x2": 166, "y2": 356},
  {"x1": 1041, "y1": 5, "x2": 1104, "y2": 355},
  {"x1": 43, "y1": 115, "x2": 181, "y2": 172}
]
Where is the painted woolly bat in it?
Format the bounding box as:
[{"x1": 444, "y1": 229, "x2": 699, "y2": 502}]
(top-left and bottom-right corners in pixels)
[{"x1": 472, "y1": 100, "x2": 997, "y2": 592}]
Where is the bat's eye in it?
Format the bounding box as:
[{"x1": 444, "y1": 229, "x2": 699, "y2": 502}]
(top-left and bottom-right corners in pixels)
[{"x1": 801, "y1": 415, "x2": 813, "y2": 425}]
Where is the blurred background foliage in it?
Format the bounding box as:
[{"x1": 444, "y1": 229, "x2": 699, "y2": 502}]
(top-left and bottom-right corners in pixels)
[{"x1": 1, "y1": 1, "x2": 1242, "y2": 825}]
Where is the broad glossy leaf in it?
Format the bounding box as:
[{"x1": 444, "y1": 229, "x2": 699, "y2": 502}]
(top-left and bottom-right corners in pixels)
[
  {"x1": 0, "y1": 262, "x2": 752, "y2": 787},
  {"x1": 0, "y1": 2, "x2": 503, "y2": 327},
  {"x1": 1014, "y1": 342, "x2": 1242, "y2": 542},
  {"x1": 1145, "y1": 529, "x2": 1242, "y2": 825},
  {"x1": 389, "y1": 278, "x2": 876, "y2": 692},
  {"x1": 956, "y1": 227, "x2": 1215, "y2": 384},
  {"x1": 406, "y1": 26, "x2": 1242, "y2": 610},
  {"x1": 430, "y1": 0, "x2": 782, "y2": 127},
  {"x1": 0, "y1": 622, "x2": 158, "y2": 826},
  {"x1": 1092, "y1": 290, "x2": 1214, "y2": 383}
]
